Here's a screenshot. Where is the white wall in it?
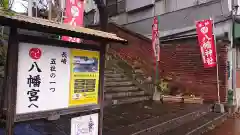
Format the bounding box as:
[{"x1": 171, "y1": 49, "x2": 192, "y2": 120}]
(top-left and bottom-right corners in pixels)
[{"x1": 228, "y1": 0, "x2": 240, "y2": 14}]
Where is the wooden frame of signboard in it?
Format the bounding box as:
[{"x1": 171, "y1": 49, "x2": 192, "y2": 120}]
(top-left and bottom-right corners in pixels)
[
  {"x1": 4, "y1": 28, "x2": 105, "y2": 135},
  {"x1": 13, "y1": 34, "x2": 104, "y2": 121},
  {"x1": 0, "y1": 11, "x2": 127, "y2": 135}
]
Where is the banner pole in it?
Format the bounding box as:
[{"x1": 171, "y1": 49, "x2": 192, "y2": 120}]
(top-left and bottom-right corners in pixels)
[
  {"x1": 152, "y1": 15, "x2": 160, "y2": 100},
  {"x1": 154, "y1": 8, "x2": 159, "y2": 96},
  {"x1": 211, "y1": 18, "x2": 221, "y2": 104},
  {"x1": 156, "y1": 16, "x2": 160, "y2": 93}
]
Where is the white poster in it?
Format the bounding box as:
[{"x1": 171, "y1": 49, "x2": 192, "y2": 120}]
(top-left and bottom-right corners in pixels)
[
  {"x1": 71, "y1": 113, "x2": 98, "y2": 135},
  {"x1": 16, "y1": 42, "x2": 71, "y2": 114}
]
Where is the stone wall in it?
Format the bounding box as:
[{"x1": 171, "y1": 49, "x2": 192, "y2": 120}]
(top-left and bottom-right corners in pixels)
[
  {"x1": 98, "y1": 23, "x2": 228, "y2": 102},
  {"x1": 159, "y1": 43, "x2": 228, "y2": 102}
]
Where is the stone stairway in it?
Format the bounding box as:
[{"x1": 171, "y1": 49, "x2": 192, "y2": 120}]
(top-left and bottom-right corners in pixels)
[{"x1": 104, "y1": 68, "x2": 152, "y2": 106}]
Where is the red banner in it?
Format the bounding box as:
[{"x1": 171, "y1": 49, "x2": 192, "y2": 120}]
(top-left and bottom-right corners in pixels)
[
  {"x1": 152, "y1": 16, "x2": 160, "y2": 61},
  {"x1": 196, "y1": 19, "x2": 216, "y2": 68},
  {"x1": 62, "y1": 0, "x2": 84, "y2": 43}
]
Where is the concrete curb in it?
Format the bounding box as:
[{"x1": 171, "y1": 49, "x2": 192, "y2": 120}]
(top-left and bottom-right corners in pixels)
[{"x1": 186, "y1": 113, "x2": 228, "y2": 135}]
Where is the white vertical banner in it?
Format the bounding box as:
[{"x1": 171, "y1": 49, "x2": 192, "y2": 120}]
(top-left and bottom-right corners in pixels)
[
  {"x1": 71, "y1": 113, "x2": 99, "y2": 135},
  {"x1": 16, "y1": 42, "x2": 70, "y2": 114}
]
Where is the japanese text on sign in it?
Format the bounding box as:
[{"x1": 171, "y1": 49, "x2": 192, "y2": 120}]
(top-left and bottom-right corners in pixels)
[
  {"x1": 49, "y1": 58, "x2": 56, "y2": 92},
  {"x1": 16, "y1": 43, "x2": 70, "y2": 114},
  {"x1": 27, "y1": 48, "x2": 42, "y2": 109},
  {"x1": 61, "y1": 52, "x2": 68, "y2": 64},
  {"x1": 196, "y1": 19, "x2": 217, "y2": 68},
  {"x1": 16, "y1": 42, "x2": 100, "y2": 115},
  {"x1": 71, "y1": 113, "x2": 99, "y2": 135}
]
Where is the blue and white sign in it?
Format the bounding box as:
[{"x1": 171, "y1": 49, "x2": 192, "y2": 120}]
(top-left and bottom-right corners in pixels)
[{"x1": 71, "y1": 113, "x2": 98, "y2": 135}]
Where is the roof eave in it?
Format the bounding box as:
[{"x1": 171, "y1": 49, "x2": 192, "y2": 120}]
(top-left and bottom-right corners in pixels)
[{"x1": 0, "y1": 10, "x2": 128, "y2": 45}]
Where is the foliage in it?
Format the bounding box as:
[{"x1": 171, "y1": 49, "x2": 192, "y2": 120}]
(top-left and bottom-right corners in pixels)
[
  {"x1": 157, "y1": 79, "x2": 169, "y2": 94},
  {"x1": 0, "y1": 0, "x2": 15, "y2": 16},
  {"x1": 0, "y1": 36, "x2": 7, "y2": 66},
  {"x1": 0, "y1": 45, "x2": 7, "y2": 66},
  {"x1": 182, "y1": 88, "x2": 194, "y2": 96},
  {"x1": 0, "y1": 0, "x2": 9, "y2": 10}
]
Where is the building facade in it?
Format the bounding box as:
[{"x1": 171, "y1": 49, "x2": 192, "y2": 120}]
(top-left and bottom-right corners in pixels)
[{"x1": 85, "y1": 0, "x2": 235, "y2": 38}]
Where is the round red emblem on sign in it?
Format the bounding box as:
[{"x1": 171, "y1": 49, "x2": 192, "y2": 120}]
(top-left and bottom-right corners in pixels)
[{"x1": 29, "y1": 48, "x2": 42, "y2": 60}]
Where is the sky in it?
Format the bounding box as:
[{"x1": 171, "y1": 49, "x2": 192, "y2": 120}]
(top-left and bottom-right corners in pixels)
[
  {"x1": 11, "y1": 0, "x2": 97, "y2": 14},
  {"x1": 11, "y1": 0, "x2": 28, "y2": 13}
]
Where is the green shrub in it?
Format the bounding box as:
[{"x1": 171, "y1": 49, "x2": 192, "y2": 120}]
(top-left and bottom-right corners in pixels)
[{"x1": 157, "y1": 79, "x2": 169, "y2": 95}]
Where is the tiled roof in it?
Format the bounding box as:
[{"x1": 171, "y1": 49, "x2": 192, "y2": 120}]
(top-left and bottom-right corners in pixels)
[{"x1": 0, "y1": 10, "x2": 127, "y2": 44}]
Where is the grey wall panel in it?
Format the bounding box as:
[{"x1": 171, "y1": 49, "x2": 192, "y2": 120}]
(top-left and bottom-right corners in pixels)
[
  {"x1": 127, "y1": 7, "x2": 154, "y2": 23},
  {"x1": 126, "y1": 0, "x2": 155, "y2": 12},
  {"x1": 124, "y1": 0, "x2": 230, "y2": 36},
  {"x1": 154, "y1": 0, "x2": 166, "y2": 15},
  {"x1": 176, "y1": 0, "x2": 195, "y2": 10},
  {"x1": 110, "y1": 13, "x2": 128, "y2": 25}
]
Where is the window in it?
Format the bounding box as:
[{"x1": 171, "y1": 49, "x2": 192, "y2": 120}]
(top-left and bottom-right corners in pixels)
[{"x1": 237, "y1": 47, "x2": 240, "y2": 68}]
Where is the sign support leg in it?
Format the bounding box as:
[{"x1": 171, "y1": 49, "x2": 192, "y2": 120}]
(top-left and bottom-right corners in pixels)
[
  {"x1": 98, "y1": 43, "x2": 106, "y2": 135},
  {"x1": 5, "y1": 28, "x2": 18, "y2": 135}
]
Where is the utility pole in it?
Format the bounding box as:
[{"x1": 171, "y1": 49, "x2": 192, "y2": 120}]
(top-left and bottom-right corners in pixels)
[{"x1": 231, "y1": 0, "x2": 239, "y2": 111}]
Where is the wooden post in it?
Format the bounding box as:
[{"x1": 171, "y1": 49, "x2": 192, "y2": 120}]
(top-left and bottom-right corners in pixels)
[
  {"x1": 5, "y1": 28, "x2": 18, "y2": 135},
  {"x1": 94, "y1": 1, "x2": 108, "y2": 135},
  {"x1": 99, "y1": 43, "x2": 106, "y2": 135},
  {"x1": 48, "y1": 0, "x2": 52, "y2": 20},
  {"x1": 28, "y1": 0, "x2": 33, "y2": 17}
]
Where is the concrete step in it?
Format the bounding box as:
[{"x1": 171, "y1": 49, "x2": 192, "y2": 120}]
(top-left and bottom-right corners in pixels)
[
  {"x1": 105, "y1": 73, "x2": 123, "y2": 78},
  {"x1": 105, "y1": 86, "x2": 139, "y2": 92},
  {"x1": 105, "y1": 70, "x2": 118, "y2": 74},
  {"x1": 105, "y1": 81, "x2": 134, "y2": 87},
  {"x1": 105, "y1": 69, "x2": 124, "y2": 74},
  {"x1": 105, "y1": 77, "x2": 130, "y2": 82},
  {"x1": 105, "y1": 95, "x2": 152, "y2": 106},
  {"x1": 105, "y1": 90, "x2": 145, "y2": 99},
  {"x1": 134, "y1": 69, "x2": 144, "y2": 74}
]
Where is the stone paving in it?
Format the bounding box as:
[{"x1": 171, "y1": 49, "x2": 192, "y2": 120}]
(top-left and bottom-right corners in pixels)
[
  {"x1": 103, "y1": 101, "x2": 209, "y2": 135},
  {"x1": 0, "y1": 101, "x2": 211, "y2": 135},
  {"x1": 204, "y1": 114, "x2": 240, "y2": 135}
]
